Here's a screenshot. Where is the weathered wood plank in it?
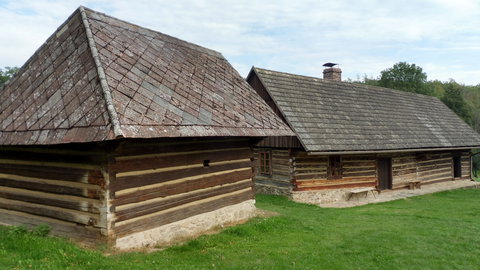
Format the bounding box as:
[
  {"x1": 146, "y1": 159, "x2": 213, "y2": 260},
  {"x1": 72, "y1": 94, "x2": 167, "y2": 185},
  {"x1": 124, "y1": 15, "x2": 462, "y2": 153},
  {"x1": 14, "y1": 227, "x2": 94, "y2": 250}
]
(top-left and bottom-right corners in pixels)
[
  {"x1": 0, "y1": 197, "x2": 100, "y2": 227},
  {"x1": 113, "y1": 169, "x2": 252, "y2": 205},
  {"x1": 115, "y1": 180, "x2": 252, "y2": 222},
  {"x1": 112, "y1": 161, "x2": 252, "y2": 192},
  {"x1": 112, "y1": 148, "x2": 251, "y2": 173}
]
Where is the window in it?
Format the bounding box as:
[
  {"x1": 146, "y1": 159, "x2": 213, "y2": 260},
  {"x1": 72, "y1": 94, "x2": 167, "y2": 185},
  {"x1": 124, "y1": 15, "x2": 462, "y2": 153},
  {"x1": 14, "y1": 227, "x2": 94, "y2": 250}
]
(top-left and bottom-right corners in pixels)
[
  {"x1": 259, "y1": 151, "x2": 272, "y2": 175},
  {"x1": 453, "y1": 155, "x2": 462, "y2": 178},
  {"x1": 328, "y1": 156, "x2": 342, "y2": 179}
]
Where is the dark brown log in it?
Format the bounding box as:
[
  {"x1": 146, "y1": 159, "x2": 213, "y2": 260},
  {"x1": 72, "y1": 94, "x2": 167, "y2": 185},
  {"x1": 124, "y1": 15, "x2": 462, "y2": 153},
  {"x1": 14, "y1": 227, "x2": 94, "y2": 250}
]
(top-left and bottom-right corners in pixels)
[
  {"x1": 0, "y1": 178, "x2": 100, "y2": 199},
  {"x1": 0, "y1": 198, "x2": 99, "y2": 226},
  {"x1": 115, "y1": 181, "x2": 252, "y2": 222},
  {"x1": 115, "y1": 139, "x2": 250, "y2": 157},
  {"x1": 0, "y1": 190, "x2": 100, "y2": 213},
  {"x1": 113, "y1": 169, "x2": 252, "y2": 206},
  {"x1": 0, "y1": 164, "x2": 102, "y2": 183},
  {"x1": 112, "y1": 161, "x2": 252, "y2": 192},
  {"x1": 111, "y1": 148, "x2": 251, "y2": 173}
]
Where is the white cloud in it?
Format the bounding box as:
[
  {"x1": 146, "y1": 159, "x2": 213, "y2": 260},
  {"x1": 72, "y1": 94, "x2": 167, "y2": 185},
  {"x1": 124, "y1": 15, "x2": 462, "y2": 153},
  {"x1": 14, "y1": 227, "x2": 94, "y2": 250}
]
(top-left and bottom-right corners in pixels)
[{"x1": 0, "y1": 0, "x2": 479, "y2": 85}]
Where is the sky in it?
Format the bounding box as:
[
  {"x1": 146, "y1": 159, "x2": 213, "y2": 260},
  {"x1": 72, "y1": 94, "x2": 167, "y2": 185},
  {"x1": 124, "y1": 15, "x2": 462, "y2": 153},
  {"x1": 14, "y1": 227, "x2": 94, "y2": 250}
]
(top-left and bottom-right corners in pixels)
[{"x1": 1, "y1": 0, "x2": 479, "y2": 85}]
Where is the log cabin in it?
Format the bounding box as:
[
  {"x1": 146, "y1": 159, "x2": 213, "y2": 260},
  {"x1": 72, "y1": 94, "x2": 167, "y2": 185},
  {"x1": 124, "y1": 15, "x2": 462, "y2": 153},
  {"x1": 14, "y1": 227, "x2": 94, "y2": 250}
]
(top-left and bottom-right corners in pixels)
[
  {"x1": 246, "y1": 66, "x2": 480, "y2": 204},
  {"x1": 0, "y1": 7, "x2": 294, "y2": 249}
]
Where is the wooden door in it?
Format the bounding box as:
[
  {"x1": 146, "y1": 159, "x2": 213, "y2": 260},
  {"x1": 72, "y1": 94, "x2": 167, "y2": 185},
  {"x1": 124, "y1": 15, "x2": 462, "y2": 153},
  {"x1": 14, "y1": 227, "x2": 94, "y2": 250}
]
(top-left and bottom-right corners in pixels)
[{"x1": 377, "y1": 158, "x2": 392, "y2": 190}]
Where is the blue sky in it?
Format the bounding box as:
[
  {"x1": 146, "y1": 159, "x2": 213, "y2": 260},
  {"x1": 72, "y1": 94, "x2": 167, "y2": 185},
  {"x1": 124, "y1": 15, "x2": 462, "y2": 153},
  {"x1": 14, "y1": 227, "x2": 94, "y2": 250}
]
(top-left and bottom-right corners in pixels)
[{"x1": 1, "y1": 0, "x2": 479, "y2": 85}]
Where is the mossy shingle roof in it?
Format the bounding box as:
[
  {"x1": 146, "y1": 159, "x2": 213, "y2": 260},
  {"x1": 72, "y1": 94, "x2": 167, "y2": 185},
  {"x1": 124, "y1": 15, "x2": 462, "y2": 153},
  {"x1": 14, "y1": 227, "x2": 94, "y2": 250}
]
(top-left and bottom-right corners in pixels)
[
  {"x1": 252, "y1": 67, "x2": 480, "y2": 152},
  {"x1": 0, "y1": 7, "x2": 293, "y2": 145}
]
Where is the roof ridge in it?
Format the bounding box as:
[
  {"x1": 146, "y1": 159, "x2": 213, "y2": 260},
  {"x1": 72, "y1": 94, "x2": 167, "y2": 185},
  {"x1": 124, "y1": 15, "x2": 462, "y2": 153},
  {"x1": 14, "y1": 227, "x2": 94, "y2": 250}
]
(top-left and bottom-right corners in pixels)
[
  {"x1": 79, "y1": 6, "x2": 123, "y2": 139},
  {"x1": 82, "y1": 6, "x2": 223, "y2": 59},
  {"x1": 255, "y1": 66, "x2": 438, "y2": 100}
]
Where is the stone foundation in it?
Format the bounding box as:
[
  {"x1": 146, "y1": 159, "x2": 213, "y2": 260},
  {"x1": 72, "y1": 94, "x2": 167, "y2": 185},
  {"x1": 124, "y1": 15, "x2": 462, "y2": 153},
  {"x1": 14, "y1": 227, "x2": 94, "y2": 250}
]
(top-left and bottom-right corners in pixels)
[
  {"x1": 290, "y1": 188, "x2": 378, "y2": 205},
  {"x1": 255, "y1": 183, "x2": 292, "y2": 196},
  {"x1": 115, "y1": 199, "x2": 256, "y2": 250}
]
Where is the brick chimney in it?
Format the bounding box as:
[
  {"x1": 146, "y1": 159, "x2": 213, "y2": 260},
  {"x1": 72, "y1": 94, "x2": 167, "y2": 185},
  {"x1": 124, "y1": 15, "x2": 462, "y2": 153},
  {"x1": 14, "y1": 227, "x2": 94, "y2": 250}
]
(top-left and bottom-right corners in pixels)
[{"x1": 323, "y1": 67, "x2": 342, "y2": 81}]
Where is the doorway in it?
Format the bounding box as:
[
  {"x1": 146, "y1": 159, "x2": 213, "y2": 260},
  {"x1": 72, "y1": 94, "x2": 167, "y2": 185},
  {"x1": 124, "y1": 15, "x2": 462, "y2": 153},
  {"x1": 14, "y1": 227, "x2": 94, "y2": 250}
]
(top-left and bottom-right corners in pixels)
[
  {"x1": 377, "y1": 158, "x2": 392, "y2": 190},
  {"x1": 453, "y1": 156, "x2": 462, "y2": 178}
]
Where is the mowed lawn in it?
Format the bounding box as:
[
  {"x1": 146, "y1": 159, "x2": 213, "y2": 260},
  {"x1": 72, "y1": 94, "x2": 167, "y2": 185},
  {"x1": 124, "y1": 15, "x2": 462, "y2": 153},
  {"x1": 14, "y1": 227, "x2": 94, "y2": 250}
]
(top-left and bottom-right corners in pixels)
[{"x1": 1, "y1": 189, "x2": 479, "y2": 270}]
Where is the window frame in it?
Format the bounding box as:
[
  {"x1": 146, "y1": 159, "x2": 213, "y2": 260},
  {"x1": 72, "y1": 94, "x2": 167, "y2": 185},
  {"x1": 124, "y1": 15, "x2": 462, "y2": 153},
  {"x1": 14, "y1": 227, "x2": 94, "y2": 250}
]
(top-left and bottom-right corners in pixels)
[
  {"x1": 328, "y1": 156, "x2": 343, "y2": 180},
  {"x1": 259, "y1": 150, "x2": 272, "y2": 176}
]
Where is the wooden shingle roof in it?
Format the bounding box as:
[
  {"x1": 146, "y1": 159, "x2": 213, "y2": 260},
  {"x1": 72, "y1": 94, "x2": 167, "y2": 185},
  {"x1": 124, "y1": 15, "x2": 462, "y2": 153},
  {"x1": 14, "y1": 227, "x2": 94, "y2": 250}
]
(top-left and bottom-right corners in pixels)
[
  {"x1": 250, "y1": 67, "x2": 480, "y2": 153},
  {"x1": 0, "y1": 7, "x2": 293, "y2": 145}
]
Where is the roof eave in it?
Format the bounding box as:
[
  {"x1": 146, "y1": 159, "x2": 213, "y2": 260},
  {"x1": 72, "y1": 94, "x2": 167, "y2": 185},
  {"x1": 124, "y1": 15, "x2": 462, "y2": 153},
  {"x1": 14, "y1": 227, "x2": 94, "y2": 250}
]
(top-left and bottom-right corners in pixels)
[{"x1": 307, "y1": 146, "x2": 479, "y2": 156}]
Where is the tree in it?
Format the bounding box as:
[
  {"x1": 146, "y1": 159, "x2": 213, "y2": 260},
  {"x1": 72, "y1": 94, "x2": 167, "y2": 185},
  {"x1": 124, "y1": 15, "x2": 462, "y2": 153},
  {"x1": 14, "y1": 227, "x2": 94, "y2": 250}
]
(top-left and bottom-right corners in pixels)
[
  {"x1": 377, "y1": 62, "x2": 432, "y2": 96},
  {"x1": 0, "y1": 66, "x2": 19, "y2": 88},
  {"x1": 441, "y1": 80, "x2": 472, "y2": 124}
]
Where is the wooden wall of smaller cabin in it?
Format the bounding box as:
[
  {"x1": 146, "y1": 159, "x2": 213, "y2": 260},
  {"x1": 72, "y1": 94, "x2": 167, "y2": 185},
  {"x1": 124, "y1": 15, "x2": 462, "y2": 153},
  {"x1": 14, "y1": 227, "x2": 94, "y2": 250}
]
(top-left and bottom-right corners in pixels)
[
  {"x1": 0, "y1": 145, "x2": 108, "y2": 245},
  {"x1": 109, "y1": 138, "x2": 254, "y2": 239},
  {"x1": 253, "y1": 148, "x2": 293, "y2": 194},
  {"x1": 292, "y1": 152, "x2": 376, "y2": 191}
]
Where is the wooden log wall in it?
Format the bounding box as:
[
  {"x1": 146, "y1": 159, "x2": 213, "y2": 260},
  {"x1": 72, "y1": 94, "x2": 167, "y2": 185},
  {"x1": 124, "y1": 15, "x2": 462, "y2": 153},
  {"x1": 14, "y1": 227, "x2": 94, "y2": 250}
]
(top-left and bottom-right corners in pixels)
[
  {"x1": 0, "y1": 145, "x2": 108, "y2": 245},
  {"x1": 392, "y1": 150, "x2": 471, "y2": 188},
  {"x1": 461, "y1": 151, "x2": 471, "y2": 179},
  {"x1": 292, "y1": 152, "x2": 376, "y2": 191},
  {"x1": 109, "y1": 138, "x2": 254, "y2": 239},
  {"x1": 253, "y1": 148, "x2": 293, "y2": 190},
  {"x1": 392, "y1": 154, "x2": 417, "y2": 188}
]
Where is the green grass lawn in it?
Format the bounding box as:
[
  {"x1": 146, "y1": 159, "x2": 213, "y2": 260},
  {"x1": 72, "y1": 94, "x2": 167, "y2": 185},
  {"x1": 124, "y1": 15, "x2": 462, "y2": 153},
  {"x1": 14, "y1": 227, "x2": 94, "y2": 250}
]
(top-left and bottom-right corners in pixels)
[{"x1": 1, "y1": 188, "x2": 480, "y2": 270}]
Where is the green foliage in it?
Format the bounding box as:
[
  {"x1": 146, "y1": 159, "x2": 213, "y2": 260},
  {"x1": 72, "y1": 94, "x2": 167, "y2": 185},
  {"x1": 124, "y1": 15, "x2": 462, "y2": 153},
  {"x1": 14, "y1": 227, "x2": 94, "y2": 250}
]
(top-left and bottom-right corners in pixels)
[
  {"x1": 378, "y1": 62, "x2": 432, "y2": 95},
  {"x1": 441, "y1": 80, "x2": 472, "y2": 124},
  {"x1": 1, "y1": 191, "x2": 480, "y2": 269},
  {"x1": 32, "y1": 224, "x2": 51, "y2": 237},
  {"x1": 0, "y1": 66, "x2": 19, "y2": 87},
  {"x1": 7, "y1": 225, "x2": 28, "y2": 235}
]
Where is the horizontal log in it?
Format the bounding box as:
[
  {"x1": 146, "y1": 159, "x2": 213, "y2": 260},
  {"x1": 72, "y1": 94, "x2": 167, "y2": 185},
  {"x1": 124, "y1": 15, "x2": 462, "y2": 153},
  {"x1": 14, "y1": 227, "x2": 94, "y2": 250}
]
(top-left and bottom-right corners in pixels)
[
  {"x1": 114, "y1": 168, "x2": 252, "y2": 205},
  {"x1": 294, "y1": 182, "x2": 375, "y2": 191},
  {"x1": 116, "y1": 139, "x2": 250, "y2": 159},
  {"x1": 393, "y1": 168, "x2": 416, "y2": 176},
  {"x1": 0, "y1": 150, "x2": 105, "y2": 166},
  {"x1": 0, "y1": 164, "x2": 102, "y2": 183},
  {"x1": 255, "y1": 179, "x2": 292, "y2": 188},
  {"x1": 0, "y1": 186, "x2": 101, "y2": 213},
  {"x1": 114, "y1": 189, "x2": 253, "y2": 237},
  {"x1": 117, "y1": 158, "x2": 250, "y2": 178},
  {"x1": 342, "y1": 171, "x2": 376, "y2": 177},
  {"x1": 295, "y1": 178, "x2": 375, "y2": 187},
  {"x1": 115, "y1": 180, "x2": 252, "y2": 222},
  {"x1": 294, "y1": 174, "x2": 328, "y2": 180},
  {"x1": 417, "y1": 168, "x2": 451, "y2": 177},
  {"x1": 112, "y1": 161, "x2": 252, "y2": 192},
  {"x1": 342, "y1": 166, "x2": 375, "y2": 173},
  {"x1": 0, "y1": 177, "x2": 100, "y2": 199},
  {"x1": 0, "y1": 197, "x2": 100, "y2": 227},
  {"x1": 0, "y1": 159, "x2": 100, "y2": 170},
  {"x1": 112, "y1": 148, "x2": 251, "y2": 173},
  {"x1": 419, "y1": 172, "x2": 452, "y2": 182}
]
